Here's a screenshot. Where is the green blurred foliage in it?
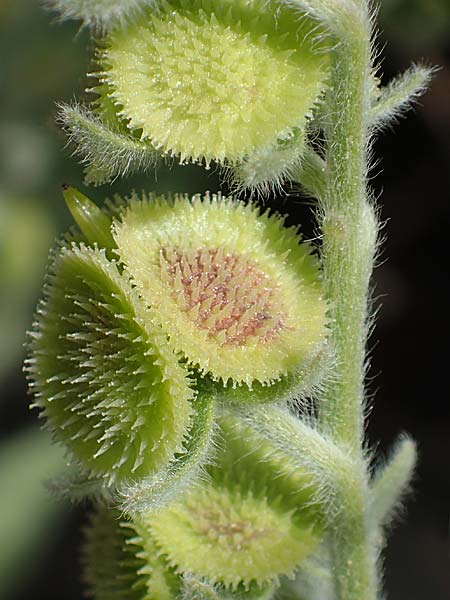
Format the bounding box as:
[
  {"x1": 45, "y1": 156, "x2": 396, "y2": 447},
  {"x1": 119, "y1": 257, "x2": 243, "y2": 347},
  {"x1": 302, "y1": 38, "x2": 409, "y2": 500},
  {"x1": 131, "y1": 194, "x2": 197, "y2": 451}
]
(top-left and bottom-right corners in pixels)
[
  {"x1": 0, "y1": 428, "x2": 66, "y2": 597},
  {"x1": 0, "y1": 196, "x2": 54, "y2": 379}
]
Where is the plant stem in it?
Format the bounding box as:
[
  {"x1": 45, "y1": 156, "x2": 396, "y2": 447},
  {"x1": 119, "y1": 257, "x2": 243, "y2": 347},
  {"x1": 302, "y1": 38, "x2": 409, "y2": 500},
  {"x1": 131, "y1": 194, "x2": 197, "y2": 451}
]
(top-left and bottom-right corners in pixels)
[
  {"x1": 328, "y1": 467, "x2": 378, "y2": 600},
  {"x1": 315, "y1": 4, "x2": 378, "y2": 598},
  {"x1": 319, "y1": 31, "x2": 375, "y2": 450}
]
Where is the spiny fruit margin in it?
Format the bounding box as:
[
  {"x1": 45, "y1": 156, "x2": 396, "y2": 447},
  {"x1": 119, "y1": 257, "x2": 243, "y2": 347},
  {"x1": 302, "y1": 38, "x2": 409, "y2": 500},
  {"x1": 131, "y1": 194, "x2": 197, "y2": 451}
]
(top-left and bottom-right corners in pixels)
[
  {"x1": 113, "y1": 192, "x2": 328, "y2": 388},
  {"x1": 83, "y1": 506, "x2": 179, "y2": 599},
  {"x1": 149, "y1": 475, "x2": 319, "y2": 590},
  {"x1": 26, "y1": 243, "x2": 194, "y2": 484},
  {"x1": 94, "y1": 0, "x2": 328, "y2": 165}
]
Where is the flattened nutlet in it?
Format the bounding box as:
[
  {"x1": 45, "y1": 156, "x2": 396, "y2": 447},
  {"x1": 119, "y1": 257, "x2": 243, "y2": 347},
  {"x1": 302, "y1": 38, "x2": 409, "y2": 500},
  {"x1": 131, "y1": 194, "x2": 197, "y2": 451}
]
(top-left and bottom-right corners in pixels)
[
  {"x1": 83, "y1": 507, "x2": 179, "y2": 599},
  {"x1": 26, "y1": 244, "x2": 195, "y2": 484},
  {"x1": 92, "y1": 0, "x2": 328, "y2": 166},
  {"x1": 114, "y1": 192, "x2": 328, "y2": 388},
  {"x1": 144, "y1": 410, "x2": 323, "y2": 591},
  {"x1": 149, "y1": 464, "x2": 319, "y2": 590},
  {"x1": 83, "y1": 504, "x2": 276, "y2": 599}
]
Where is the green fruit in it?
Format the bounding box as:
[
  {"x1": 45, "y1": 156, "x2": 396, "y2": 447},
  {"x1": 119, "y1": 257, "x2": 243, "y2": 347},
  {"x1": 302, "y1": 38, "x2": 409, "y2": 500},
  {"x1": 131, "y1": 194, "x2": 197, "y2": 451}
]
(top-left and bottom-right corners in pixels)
[
  {"x1": 150, "y1": 478, "x2": 318, "y2": 591},
  {"x1": 147, "y1": 410, "x2": 323, "y2": 592},
  {"x1": 83, "y1": 506, "x2": 179, "y2": 599},
  {"x1": 95, "y1": 0, "x2": 328, "y2": 165},
  {"x1": 114, "y1": 192, "x2": 328, "y2": 388},
  {"x1": 26, "y1": 244, "x2": 194, "y2": 484}
]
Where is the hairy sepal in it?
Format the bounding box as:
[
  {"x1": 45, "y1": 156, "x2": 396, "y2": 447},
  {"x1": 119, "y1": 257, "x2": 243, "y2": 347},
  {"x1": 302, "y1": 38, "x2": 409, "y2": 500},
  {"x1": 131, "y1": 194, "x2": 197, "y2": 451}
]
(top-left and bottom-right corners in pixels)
[
  {"x1": 281, "y1": 0, "x2": 370, "y2": 38},
  {"x1": 45, "y1": 0, "x2": 161, "y2": 31},
  {"x1": 58, "y1": 103, "x2": 159, "y2": 185},
  {"x1": 370, "y1": 64, "x2": 435, "y2": 130},
  {"x1": 228, "y1": 403, "x2": 361, "y2": 526},
  {"x1": 215, "y1": 411, "x2": 321, "y2": 525},
  {"x1": 369, "y1": 435, "x2": 417, "y2": 531},
  {"x1": 228, "y1": 130, "x2": 306, "y2": 197},
  {"x1": 291, "y1": 146, "x2": 327, "y2": 201},
  {"x1": 276, "y1": 554, "x2": 335, "y2": 600}
]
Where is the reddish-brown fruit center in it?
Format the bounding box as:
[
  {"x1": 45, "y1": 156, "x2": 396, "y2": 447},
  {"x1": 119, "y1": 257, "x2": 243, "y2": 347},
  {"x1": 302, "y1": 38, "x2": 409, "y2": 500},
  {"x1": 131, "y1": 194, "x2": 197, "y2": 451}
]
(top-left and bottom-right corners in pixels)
[{"x1": 160, "y1": 246, "x2": 285, "y2": 346}]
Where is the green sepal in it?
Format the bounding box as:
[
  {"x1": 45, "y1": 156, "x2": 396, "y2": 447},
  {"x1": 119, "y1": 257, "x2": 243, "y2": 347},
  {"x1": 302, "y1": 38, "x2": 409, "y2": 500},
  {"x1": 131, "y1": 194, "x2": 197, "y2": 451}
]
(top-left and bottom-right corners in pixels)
[
  {"x1": 276, "y1": 557, "x2": 335, "y2": 600},
  {"x1": 58, "y1": 103, "x2": 159, "y2": 185},
  {"x1": 226, "y1": 403, "x2": 359, "y2": 530},
  {"x1": 370, "y1": 64, "x2": 435, "y2": 129},
  {"x1": 228, "y1": 129, "x2": 306, "y2": 197},
  {"x1": 369, "y1": 435, "x2": 417, "y2": 530},
  {"x1": 280, "y1": 0, "x2": 366, "y2": 37},
  {"x1": 63, "y1": 185, "x2": 115, "y2": 255},
  {"x1": 214, "y1": 411, "x2": 322, "y2": 526},
  {"x1": 291, "y1": 146, "x2": 327, "y2": 201},
  {"x1": 46, "y1": 0, "x2": 161, "y2": 31}
]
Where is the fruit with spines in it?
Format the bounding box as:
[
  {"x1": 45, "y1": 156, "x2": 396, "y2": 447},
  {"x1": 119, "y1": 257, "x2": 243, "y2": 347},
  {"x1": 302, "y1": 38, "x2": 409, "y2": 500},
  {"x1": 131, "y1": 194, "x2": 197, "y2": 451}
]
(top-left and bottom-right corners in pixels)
[
  {"x1": 113, "y1": 192, "x2": 328, "y2": 389},
  {"x1": 83, "y1": 506, "x2": 179, "y2": 599},
  {"x1": 139, "y1": 409, "x2": 322, "y2": 593},
  {"x1": 26, "y1": 244, "x2": 194, "y2": 484},
  {"x1": 89, "y1": 0, "x2": 328, "y2": 166}
]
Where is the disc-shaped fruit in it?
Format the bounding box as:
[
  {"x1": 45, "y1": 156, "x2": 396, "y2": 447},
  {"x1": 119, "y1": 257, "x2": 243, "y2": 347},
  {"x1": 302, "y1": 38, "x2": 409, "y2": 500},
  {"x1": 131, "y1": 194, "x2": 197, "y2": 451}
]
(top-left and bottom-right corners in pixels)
[
  {"x1": 150, "y1": 479, "x2": 318, "y2": 590},
  {"x1": 114, "y1": 193, "x2": 328, "y2": 387},
  {"x1": 26, "y1": 244, "x2": 194, "y2": 483},
  {"x1": 83, "y1": 507, "x2": 179, "y2": 599},
  {"x1": 96, "y1": 0, "x2": 328, "y2": 164}
]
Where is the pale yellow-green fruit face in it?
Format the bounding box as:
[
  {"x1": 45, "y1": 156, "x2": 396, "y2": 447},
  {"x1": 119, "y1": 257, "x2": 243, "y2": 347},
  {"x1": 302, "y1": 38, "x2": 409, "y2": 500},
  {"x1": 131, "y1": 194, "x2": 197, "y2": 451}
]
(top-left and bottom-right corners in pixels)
[
  {"x1": 149, "y1": 481, "x2": 318, "y2": 590},
  {"x1": 99, "y1": 0, "x2": 328, "y2": 164},
  {"x1": 114, "y1": 193, "x2": 328, "y2": 387}
]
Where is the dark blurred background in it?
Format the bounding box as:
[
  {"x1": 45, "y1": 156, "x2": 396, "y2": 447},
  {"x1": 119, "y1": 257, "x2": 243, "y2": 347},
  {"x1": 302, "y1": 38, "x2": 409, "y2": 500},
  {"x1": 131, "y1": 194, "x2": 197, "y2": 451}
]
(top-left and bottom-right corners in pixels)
[{"x1": 0, "y1": 1, "x2": 448, "y2": 598}]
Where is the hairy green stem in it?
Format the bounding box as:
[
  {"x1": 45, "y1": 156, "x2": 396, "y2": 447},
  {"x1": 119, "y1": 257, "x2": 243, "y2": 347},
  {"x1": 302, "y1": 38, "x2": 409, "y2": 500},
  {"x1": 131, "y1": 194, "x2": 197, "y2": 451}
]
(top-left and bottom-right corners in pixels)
[
  {"x1": 232, "y1": 404, "x2": 378, "y2": 598},
  {"x1": 314, "y1": 4, "x2": 378, "y2": 599},
  {"x1": 320, "y1": 34, "x2": 375, "y2": 449}
]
